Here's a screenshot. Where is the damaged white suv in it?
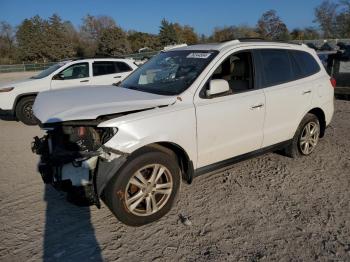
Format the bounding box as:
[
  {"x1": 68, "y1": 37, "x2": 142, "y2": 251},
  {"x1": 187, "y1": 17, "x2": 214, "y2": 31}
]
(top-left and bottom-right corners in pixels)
[{"x1": 32, "y1": 39, "x2": 334, "y2": 226}]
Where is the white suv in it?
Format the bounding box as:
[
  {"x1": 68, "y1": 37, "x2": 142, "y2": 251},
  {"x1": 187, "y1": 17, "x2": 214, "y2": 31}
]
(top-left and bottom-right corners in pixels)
[
  {"x1": 32, "y1": 39, "x2": 334, "y2": 226},
  {"x1": 0, "y1": 58, "x2": 137, "y2": 125}
]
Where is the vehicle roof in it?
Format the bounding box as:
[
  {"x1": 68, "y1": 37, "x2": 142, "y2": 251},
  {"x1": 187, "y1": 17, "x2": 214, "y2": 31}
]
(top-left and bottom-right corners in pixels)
[
  {"x1": 69, "y1": 57, "x2": 134, "y2": 62},
  {"x1": 168, "y1": 39, "x2": 312, "y2": 52}
]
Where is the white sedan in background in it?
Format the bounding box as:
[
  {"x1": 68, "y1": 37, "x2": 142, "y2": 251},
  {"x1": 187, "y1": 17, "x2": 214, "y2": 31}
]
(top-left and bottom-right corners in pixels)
[{"x1": 0, "y1": 58, "x2": 137, "y2": 125}]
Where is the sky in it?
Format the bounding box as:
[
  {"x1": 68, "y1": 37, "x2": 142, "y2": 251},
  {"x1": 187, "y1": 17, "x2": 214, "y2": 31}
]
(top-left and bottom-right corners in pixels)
[{"x1": 0, "y1": 0, "x2": 323, "y2": 35}]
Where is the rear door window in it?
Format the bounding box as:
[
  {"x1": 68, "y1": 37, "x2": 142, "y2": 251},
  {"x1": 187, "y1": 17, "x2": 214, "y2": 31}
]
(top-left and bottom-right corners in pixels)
[
  {"x1": 290, "y1": 50, "x2": 321, "y2": 78},
  {"x1": 93, "y1": 61, "x2": 133, "y2": 76},
  {"x1": 93, "y1": 61, "x2": 117, "y2": 76},
  {"x1": 259, "y1": 49, "x2": 293, "y2": 87}
]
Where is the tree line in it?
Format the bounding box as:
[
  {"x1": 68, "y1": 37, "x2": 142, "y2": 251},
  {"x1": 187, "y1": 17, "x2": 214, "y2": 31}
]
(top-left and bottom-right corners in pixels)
[{"x1": 0, "y1": 0, "x2": 349, "y2": 64}]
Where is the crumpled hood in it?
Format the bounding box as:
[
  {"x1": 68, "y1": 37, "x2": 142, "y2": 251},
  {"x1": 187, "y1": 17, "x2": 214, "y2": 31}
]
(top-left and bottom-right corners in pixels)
[{"x1": 33, "y1": 85, "x2": 176, "y2": 124}]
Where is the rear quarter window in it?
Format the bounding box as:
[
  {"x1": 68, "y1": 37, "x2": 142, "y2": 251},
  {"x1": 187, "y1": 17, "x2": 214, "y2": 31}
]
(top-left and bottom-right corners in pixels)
[
  {"x1": 290, "y1": 50, "x2": 321, "y2": 79},
  {"x1": 115, "y1": 62, "x2": 132, "y2": 72},
  {"x1": 93, "y1": 61, "x2": 117, "y2": 76}
]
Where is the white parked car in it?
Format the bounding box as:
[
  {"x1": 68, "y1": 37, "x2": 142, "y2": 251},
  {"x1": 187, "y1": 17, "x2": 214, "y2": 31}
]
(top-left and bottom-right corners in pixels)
[
  {"x1": 32, "y1": 39, "x2": 334, "y2": 226},
  {"x1": 0, "y1": 58, "x2": 137, "y2": 125}
]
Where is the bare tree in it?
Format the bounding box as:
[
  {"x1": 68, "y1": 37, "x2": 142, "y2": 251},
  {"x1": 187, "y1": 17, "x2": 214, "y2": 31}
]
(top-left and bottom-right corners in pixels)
[
  {"x1": 79, "y1": 15, "x2": 117, "y2": 56},
  {"x1": 257, "y1": 10, "x2": 289, "y2": 40},
  {"x1": 0, "y1": 21, "x2": 16, "y2": 63},
  {"x1": 314, "y1": 1, "x2": 338, "y2": 38}
]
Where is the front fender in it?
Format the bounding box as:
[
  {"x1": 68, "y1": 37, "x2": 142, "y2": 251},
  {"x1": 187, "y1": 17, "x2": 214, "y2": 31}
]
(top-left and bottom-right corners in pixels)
[{"x1": 99, "y1": 104, "x2": 198, "y2": 168}]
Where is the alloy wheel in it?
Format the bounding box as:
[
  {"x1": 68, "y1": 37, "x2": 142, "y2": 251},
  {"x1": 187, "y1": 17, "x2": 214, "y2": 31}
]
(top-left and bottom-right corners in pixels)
[
  {"x1": 299, "y1": 121, "x2": 320, "y2": 155},
  {"x1": 124, "y1": 164, "x2": 173, "y2": 216}
]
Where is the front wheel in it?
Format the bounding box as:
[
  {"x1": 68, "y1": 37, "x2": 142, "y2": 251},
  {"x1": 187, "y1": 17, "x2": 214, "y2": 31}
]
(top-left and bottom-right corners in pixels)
[
  {"x1": 284, "y1": 113, "x2": 320, "y2": 158},
  {"x1": 15, "y1": 96, "x2": 38, "y2": 125},
  {"x1": 104, "y1": 149, "x2": 181, "y2": 226}
]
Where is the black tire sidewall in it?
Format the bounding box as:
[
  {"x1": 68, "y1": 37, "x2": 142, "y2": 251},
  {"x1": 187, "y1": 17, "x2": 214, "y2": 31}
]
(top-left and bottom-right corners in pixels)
[
  {"x1": 104, "y1": 150, "x2": 181, "y2": 226},
  {"x1": 16, "y1": 96, "x2": 37, "y2": 125}
]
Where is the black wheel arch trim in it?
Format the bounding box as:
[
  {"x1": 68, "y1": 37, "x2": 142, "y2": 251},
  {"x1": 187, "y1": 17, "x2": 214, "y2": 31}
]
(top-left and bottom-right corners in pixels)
[
  {"x1": 307, "y1": 108, "x2": 326, "y2": 138},
  {"x1": 13, "y1": 92, "x2": 38, "y2": 115}
]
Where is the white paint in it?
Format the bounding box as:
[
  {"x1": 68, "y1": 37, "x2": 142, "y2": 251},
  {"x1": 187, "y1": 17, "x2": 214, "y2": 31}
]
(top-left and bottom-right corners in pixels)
[
  {"x1": 35, "y1": 41, "x2": 334, "y2": 170},
  {"x1": 0, "y1": 58, "x2": 137, "y2": 111},
  {"x1": 33, "y1": 86, "x2": 176, "y2": 123}
]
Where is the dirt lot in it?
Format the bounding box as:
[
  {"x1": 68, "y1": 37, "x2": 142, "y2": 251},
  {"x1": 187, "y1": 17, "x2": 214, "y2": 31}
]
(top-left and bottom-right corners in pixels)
[{"x1": 0, "y1": 73, "x2": 349, "y2": 261}]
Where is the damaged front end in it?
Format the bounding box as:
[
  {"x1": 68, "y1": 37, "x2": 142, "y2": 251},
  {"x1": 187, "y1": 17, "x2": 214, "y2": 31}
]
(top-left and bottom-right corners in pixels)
[{"x1": 32, "y1": 123, "x2": 127, "y2": 207}]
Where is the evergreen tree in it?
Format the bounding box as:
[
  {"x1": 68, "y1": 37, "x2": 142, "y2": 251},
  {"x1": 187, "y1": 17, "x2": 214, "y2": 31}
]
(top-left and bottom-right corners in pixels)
[
  {"x1": 46, "y1": 14, "x2": 75, "y2": 60},
  {"x1": 159, "y1": 19, "x2": 179, "y2": 46},
  {"x1": 16, "y1": 16, "x2": 48, "y2": 62}
]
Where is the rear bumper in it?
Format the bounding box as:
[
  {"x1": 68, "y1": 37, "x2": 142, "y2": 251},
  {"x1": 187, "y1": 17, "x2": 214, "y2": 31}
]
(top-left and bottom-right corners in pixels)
[{"x1": 324, "y1": 99, "x2": 334, "y2": 127}]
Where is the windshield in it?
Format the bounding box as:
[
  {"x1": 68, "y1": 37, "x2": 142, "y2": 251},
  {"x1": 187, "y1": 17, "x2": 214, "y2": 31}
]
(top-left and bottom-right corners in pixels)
[
  {"x1": 121, "y1": 50, "x2": 218, "y2": 95},
  {"x1": 31, "y1": 61, "x2": 70, "y2": 79}
]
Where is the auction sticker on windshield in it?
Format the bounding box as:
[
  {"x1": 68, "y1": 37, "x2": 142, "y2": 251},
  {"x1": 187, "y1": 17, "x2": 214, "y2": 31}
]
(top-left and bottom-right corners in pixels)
[{"x1": 187, "y1": 53, "x2": 212, "y2": 59}]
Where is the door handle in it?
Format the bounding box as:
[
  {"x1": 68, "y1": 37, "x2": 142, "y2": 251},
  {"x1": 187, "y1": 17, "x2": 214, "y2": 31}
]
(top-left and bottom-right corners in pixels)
[
  {"x1": 250, "y1": 103, "x2": 264, "y2": 109},
  {"x1": 303, "y1": 90, "x2": 311, "y2": 94},
  {"x1": 80, "y1": 80, "x2": 89, "y2": 83},
  {"x1": 114, "y1": 76, "x2": 122, "y2": 79}
]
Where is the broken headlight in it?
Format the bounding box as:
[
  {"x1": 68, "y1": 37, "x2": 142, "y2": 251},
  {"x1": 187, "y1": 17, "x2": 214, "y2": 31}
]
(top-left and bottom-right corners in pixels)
[{"x1": 53, "y1": 126, "x2": 118, "y2": 152}]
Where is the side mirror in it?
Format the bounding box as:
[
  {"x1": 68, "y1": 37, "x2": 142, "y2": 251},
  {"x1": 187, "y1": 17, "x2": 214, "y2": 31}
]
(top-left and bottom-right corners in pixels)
[
  {"x1": 206, "y1": 79, "x2": 230, "y2": 97},
  {"x1": 52, "y1": 73, "x2": 64, "y2": 80}
]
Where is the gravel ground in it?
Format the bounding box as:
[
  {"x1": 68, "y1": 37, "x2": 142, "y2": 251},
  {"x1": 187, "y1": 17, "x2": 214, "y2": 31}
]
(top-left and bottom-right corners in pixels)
[{"x1": 0, "y1": 72, "x2": 349, "y2": 261}]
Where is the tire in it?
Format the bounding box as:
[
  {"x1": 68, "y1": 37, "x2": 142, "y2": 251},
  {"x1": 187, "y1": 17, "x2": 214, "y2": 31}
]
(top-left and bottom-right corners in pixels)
[
  {"x1": 15, "y1": 96, "x2": 38, "y2": 125},
  {"x1": 104, "y1": 148, "x2": 181, "y2": 226},
  {"x1": 284, "y1": 113, "x2": 320, "y2": 158}
]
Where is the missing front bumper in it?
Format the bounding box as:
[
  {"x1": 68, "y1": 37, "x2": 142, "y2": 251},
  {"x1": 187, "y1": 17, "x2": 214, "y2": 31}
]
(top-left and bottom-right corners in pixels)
[{"x1": 32, "y1": 135, "x2": 128, "y2": 208}]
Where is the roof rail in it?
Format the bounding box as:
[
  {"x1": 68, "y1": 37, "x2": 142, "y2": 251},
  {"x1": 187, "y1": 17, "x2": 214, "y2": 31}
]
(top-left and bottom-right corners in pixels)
[
  {"x1": 219, "y1": 37, "x2": 264, "y2": 43},
  {"x1": 71, "y1": 56, "x2": 126, "y2": 61},
  {"x1": 239, "y1": 38, "x2": 303, "y2": 45},
  {"x1": 237, "y1": 38, "x2": 265, "y2": 42},
  {"x1": 220, "y1": 38, "x2": 303, "y2": 46}
]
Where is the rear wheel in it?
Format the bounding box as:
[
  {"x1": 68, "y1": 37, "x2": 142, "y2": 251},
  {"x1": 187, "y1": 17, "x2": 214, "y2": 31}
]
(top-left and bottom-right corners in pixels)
[
  {"x1": 104, "y1": 149, "x2": 181, "y2": 226},
  {"x1": 15, "y1": 96, "x2": 38, "y2": 125},
  {"x1": 284, "y1": 113, "x2": 320, "y2": 158}
]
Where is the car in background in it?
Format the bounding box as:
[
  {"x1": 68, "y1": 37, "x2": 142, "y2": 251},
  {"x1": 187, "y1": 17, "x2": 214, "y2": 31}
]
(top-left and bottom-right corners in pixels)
[{"x1": 0, "y1": 58, "x2": 137, "y2": 125}]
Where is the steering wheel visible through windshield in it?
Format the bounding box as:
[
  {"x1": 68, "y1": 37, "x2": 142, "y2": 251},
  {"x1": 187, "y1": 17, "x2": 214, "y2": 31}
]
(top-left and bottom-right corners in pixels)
[{"x1": 121, "y1": 50, "x2": 218, "y2": 95}]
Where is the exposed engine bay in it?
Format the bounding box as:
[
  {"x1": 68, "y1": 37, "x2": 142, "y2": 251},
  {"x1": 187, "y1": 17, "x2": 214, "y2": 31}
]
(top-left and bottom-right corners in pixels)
[{"x1": 32, "y1": 123, "x2": 125, "y2": 207}]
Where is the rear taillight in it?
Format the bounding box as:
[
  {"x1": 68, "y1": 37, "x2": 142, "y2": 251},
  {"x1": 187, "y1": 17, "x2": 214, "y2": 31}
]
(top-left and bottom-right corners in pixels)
[{"x1": 330, "y1": 78, "x2": 336, "y2": 88}]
